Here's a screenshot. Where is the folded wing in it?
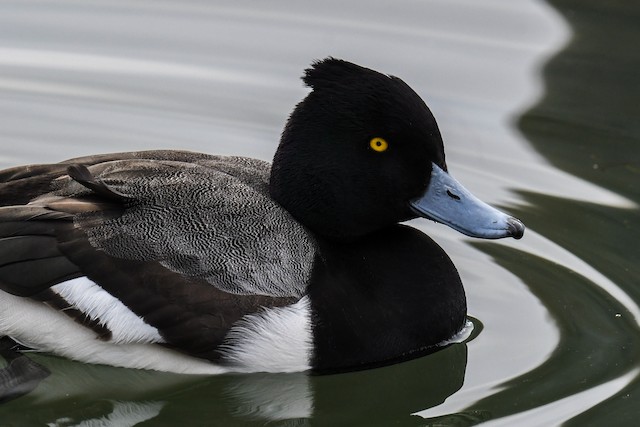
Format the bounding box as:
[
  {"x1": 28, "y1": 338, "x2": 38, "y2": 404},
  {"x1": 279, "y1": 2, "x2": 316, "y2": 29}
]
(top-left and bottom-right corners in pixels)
[{"x1": 0, "y1": 151, "x2": 314, "y2": 361}]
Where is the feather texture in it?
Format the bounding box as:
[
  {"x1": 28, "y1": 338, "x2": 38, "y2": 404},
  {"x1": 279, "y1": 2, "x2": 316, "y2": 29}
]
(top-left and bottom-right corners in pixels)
[{"x1": 0, "y1": 150, "x2": 316, "y2": 362}]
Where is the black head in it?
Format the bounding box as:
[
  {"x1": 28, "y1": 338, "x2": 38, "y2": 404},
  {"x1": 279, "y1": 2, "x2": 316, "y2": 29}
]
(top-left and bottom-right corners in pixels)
[{"x1": 270, "y1": 58, "x2": 446, "y2": 240}]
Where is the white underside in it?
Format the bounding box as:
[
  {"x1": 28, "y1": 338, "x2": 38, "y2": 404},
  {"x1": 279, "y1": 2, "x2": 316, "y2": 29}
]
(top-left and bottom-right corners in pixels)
[
  {"x1": 0, "y1": 289, "x2": 228, "y2": 374},
  {"x1": 0, "y1": 277, "x2": 312, "y2": 374}
]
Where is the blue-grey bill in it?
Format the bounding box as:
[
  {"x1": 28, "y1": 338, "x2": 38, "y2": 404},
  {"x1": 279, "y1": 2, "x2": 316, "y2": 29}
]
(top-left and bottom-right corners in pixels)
[{"x1": 410, "y1": 164, "x2": 525, "y2": 239}]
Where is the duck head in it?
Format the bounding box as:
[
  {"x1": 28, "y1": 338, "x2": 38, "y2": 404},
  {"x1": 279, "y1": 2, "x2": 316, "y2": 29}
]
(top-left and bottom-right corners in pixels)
[{"x1": 270, "y1": 58, "x2": 524, "y2": 241}]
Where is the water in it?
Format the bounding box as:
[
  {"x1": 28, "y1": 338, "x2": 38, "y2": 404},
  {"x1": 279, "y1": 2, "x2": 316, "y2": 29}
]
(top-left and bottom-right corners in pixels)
[{"x1": 0, "y1": 0, "x2": 638, "y2": 425}]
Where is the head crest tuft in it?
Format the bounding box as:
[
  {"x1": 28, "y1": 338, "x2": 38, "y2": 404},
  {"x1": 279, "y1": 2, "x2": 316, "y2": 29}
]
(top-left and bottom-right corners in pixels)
[{"x1": 302, "y1": 57, "x2": 386, "y2": 90}]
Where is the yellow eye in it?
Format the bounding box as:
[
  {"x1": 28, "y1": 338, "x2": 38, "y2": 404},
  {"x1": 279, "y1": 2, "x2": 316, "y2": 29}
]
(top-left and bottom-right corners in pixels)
[{"x1": 369, "y1": 137, "x2": 388, "y2": 152}]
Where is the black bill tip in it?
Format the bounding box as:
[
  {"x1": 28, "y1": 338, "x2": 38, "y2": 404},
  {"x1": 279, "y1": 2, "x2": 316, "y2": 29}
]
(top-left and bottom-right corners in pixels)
[{"x1": 507, "y1": 217, "x2": 525, "y2": 240}]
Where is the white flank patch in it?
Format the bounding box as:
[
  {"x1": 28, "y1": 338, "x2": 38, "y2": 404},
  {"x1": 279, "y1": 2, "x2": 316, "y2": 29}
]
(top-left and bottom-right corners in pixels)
[
  {"x1": 220, "y1": 296, "x2": 312, "y2": 373},
  {"x1": 0, "y1": 290, "x2": 227, "y2": 374},
  {"x1": 51, "y1": 277, "x2": 164, "y2": 344}
]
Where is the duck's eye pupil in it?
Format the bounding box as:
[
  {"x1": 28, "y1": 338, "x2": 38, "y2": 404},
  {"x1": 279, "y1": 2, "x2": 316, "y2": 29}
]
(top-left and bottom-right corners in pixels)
[{"x1": 369, "y1": 137, "x2": 389, "y2": 152}]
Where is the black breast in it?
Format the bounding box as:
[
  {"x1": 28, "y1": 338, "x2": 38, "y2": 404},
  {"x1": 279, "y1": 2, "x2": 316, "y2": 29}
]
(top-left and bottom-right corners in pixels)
[{"x1": 308, "y1": 224, "x2": 466, "y2": 373}]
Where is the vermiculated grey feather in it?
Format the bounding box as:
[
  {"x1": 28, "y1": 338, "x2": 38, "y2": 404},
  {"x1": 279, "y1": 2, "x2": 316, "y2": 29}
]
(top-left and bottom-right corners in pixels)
[{"x1": 47, "y1": 155, "x2": 315, "y2": 298}]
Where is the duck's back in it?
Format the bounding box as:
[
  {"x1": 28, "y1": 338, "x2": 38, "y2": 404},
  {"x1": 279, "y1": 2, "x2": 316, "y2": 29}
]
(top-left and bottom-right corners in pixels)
[{"x1": 1, "y1": 150, "x2": 314, "y2": 297}]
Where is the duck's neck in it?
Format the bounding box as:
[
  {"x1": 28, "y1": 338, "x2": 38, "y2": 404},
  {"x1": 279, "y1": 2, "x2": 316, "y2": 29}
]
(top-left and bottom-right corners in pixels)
[{"x1": 307, "y1": 225, "x2": 466, "y2": 373}]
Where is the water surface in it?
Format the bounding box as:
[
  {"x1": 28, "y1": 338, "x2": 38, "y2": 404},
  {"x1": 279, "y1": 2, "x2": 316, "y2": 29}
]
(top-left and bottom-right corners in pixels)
[{"x1": 0, "y1": 0, "x2": 638, "y2": 425}]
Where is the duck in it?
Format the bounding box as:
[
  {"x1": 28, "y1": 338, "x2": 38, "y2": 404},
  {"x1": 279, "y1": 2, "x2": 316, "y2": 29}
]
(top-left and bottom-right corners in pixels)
[{"x1": 0, "y1": 58, "x2": 524, "y2": 375}]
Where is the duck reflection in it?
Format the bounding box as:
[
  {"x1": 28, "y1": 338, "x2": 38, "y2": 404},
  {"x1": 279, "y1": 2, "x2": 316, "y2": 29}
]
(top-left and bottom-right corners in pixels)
[
  {"x1": 0, "y1": 341, "x2": 467, "y2": 425},
  {"x1": 0, "y1": 338, "x2": 50, "y2": 404}
]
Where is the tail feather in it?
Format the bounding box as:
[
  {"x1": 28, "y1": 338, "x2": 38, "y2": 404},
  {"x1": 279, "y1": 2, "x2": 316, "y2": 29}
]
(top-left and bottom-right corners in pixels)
[
  {"x1": 0, "y1": 206, "x2": 80, "y2": 297},
  {"x1": 0, "y1": 164, "x2": 70, "y2": 207},
  {"x1": 0, "y1": 236, "x2": 61, "y2": 264},
  {"x1": 0, "y1": 158, "x2": 128, "y2": 298}
]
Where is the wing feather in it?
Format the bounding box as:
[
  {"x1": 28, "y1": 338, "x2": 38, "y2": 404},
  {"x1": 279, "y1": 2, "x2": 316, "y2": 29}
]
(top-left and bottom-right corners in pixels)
[{"x1": 0, "y1": 152, "x2": 313, "y2": 360}]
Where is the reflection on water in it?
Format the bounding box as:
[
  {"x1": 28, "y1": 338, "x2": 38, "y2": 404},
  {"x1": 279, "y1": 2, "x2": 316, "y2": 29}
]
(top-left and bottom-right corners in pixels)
[
  {"x1": 1, "y1": 0, "x2": 639, "y2": 425},
  {"x1": 449, "y1": 245, "x2": 640, "y2": 424},
  {"x1": 429, "y1": 0, "x2": 640, "y2": 425},
  {"x1": 0, "y1": 343, "x2": 467, "y2": 425},
  {"x1": 0, "y1": 339, "x2": 50, "y2": 404},
  {"x1": 510, "y1": 1, "x2": 640, "y2": 425}
]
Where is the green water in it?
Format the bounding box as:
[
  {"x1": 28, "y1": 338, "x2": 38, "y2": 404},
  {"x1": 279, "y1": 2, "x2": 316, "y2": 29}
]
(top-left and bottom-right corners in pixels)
[
  {"x1": 495, "y1": 1, "x2": 640, "y2": 424},
  {"x1": 0, "y1": 0, "x2": 639, "y2": 425},
  {"x1": 454, "y1": 1, "x2": 640, "y2": 424}
]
